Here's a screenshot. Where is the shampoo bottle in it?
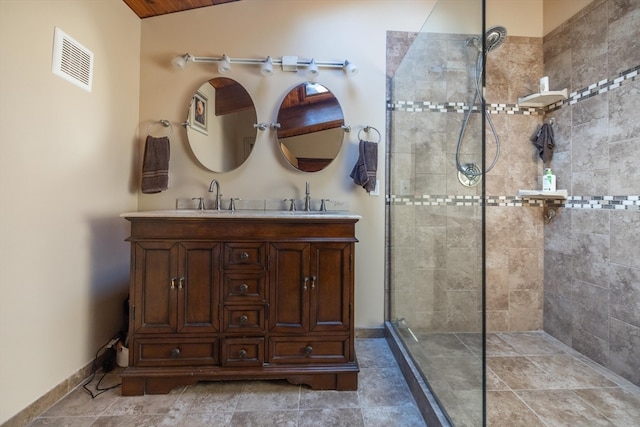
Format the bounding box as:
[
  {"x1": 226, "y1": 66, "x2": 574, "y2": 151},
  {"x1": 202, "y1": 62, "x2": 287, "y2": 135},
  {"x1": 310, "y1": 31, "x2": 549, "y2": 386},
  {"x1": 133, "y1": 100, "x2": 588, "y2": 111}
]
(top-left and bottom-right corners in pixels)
[{"x1": 543, "y1": 168, "x2": 556, "y2": 192}]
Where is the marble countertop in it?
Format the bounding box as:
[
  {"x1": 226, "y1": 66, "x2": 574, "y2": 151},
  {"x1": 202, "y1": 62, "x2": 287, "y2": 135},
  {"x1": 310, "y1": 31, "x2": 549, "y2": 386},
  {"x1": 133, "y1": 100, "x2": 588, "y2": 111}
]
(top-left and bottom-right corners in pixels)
[{"x1": 120, "y1": 210, "x2": 362, "y2": 220}]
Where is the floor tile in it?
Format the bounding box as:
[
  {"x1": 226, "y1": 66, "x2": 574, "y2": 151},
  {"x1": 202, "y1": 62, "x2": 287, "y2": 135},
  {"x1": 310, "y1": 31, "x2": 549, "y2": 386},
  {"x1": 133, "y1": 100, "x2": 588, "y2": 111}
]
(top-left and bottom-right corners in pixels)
[
  {"x1": 486, "y1": 390, "x2": 545, "y2": 427},
  {"x1": 516, "y1": 389, "x2": 617, "y2": 427},
  {"x1": 298, "y1": 408, "x2": 365, "y2": 427},
  {"x1": 527, "y1": 354, "x2": 618, "y2": 388},
  {"x1": 230, "y1": 410, "x2": 298, "y2": 427},
  {"x1": 357, "y1": 366, "x2": 415, "y2": 408},
  {"x1": 361, "y1": 405, "x2": 426, "y2": 427},
  {"x1": 573, "y1": 387, "x2": 640, "y2": 426}
]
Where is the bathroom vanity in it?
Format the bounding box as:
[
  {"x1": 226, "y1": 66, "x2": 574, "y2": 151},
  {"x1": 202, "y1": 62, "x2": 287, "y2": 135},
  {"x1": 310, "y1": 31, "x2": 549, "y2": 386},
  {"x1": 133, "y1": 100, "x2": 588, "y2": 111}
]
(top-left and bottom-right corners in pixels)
[{"x1": 119, "y1": 210, "x2": 360, "y2": 395}]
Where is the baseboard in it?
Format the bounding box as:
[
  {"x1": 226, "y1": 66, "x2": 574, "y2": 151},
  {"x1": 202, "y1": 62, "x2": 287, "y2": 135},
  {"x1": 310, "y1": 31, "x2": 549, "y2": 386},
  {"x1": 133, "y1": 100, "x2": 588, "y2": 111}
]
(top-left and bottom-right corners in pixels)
[
  {"x1": 355, "y1": 327, "x2": 385, "y2": 338},
  {"x1": 1, "y1": 359, "x2": 97, "y2": 427}
]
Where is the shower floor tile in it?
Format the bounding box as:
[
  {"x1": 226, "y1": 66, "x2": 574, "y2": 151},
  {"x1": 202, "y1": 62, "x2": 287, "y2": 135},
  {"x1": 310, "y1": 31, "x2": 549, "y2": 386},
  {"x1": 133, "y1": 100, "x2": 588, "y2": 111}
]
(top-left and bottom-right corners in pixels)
[{"x1": 400, "y1": 329, "x2": 640, "y2": 426}]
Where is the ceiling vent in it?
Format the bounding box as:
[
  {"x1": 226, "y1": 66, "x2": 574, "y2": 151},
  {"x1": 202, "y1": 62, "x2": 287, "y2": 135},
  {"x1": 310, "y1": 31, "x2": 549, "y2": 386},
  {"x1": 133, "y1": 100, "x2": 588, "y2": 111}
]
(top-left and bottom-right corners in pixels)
[{"x1": 52, "y1": 27, "x2": 94, "y2": 92}]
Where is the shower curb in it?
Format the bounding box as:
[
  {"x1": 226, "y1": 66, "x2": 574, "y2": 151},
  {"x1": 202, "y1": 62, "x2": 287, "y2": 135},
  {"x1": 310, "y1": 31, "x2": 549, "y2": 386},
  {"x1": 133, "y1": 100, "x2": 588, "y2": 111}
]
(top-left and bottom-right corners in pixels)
[{"x1": 384, "y1": 321, "x2": 453, "y2": 427}]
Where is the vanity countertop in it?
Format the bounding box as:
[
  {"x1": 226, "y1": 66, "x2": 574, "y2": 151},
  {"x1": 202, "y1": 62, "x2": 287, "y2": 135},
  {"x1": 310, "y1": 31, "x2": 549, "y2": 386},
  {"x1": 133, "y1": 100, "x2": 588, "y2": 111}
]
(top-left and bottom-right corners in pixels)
[{"x1": 120, "y1": 210, "x2": 362, "y2": 220}]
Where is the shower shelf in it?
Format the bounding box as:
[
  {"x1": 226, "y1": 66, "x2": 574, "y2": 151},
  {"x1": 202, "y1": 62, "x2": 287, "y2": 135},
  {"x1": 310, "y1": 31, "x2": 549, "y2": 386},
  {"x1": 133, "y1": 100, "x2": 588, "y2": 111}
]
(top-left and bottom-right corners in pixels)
[
  {"x1": 517, "y1": 89, "x2": 568, "y2": 108},
  {"x1": 517, "y1": 189, "x2": 568, "y2": 200}
]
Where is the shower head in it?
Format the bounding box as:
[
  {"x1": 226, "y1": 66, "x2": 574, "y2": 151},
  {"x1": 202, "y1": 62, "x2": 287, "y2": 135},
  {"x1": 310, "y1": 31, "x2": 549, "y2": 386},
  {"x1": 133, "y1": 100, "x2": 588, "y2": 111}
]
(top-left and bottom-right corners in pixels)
[
  {"x1": 485, "y1": 26, "x2": 507, "y2": 51},
  {"x1": 467, "y1": 25, "x2": 507, "y2": 53}
]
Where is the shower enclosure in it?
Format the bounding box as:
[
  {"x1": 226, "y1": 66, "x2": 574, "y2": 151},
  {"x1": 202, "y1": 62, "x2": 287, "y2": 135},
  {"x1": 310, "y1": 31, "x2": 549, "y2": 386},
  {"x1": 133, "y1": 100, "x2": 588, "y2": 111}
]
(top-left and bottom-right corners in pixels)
[
  {"x1": 387, "y1": 0, "x2": 640, "y2": 425},
  {"x1": 387, "y1": 0, "x2": 496, "y2": 424}
]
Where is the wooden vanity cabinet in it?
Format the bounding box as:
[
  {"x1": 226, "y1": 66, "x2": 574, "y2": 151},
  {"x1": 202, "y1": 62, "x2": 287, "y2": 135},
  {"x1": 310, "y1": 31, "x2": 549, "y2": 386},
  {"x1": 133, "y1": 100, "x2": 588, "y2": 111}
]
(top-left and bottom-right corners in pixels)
[{"x1": 120, "y1": 215, "x2": 359, "y2": 396}]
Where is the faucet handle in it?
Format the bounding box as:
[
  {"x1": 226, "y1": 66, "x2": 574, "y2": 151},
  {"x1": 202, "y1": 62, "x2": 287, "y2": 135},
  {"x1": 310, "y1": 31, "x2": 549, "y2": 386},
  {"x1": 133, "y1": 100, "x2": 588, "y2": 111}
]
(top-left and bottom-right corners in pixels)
[
  {"x1": 284, "y1": 198, "x2": 296, "y2": 211},
  {"x1": 320, "y1": 199, "x2": 331, "y2": 212},
  {"x1": 192, "y1": 197, "x2": 205, "y2": 211},
  {"x1": 228, "y1": 197, "x2": 240, "y2": 212}
]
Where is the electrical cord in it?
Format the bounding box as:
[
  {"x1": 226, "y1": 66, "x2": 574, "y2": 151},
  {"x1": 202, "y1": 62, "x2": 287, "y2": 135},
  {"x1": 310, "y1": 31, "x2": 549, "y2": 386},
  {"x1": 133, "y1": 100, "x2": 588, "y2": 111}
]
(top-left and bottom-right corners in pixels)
[{"x1": 81, "y1": 335, "x2": 122, "y2": 398}]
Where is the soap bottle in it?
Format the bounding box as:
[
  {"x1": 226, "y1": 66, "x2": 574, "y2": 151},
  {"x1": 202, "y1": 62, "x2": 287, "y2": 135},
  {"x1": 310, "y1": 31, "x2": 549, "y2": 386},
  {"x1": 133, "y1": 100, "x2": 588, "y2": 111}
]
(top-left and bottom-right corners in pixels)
[{"x1": 542, "y1": 168, "x2": 556, "y2": 192}]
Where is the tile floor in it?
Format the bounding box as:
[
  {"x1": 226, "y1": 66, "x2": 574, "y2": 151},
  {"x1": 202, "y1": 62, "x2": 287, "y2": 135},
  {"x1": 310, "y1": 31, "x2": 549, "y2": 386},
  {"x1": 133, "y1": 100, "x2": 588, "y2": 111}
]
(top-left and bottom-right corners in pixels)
[
  {"x1": 27, "y1": 339, "x2": 426, "y2": 427},
  {"x1": 403, "y1": 330, "x2": 640, "y2": 427}
]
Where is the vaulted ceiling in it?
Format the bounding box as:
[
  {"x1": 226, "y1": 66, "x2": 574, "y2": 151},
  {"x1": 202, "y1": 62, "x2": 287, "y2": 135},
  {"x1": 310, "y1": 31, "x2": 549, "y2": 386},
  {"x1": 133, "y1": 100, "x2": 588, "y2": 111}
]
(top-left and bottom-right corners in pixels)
[{"x1": 123, "y1": 0, "x2": 240, "y2": 19}]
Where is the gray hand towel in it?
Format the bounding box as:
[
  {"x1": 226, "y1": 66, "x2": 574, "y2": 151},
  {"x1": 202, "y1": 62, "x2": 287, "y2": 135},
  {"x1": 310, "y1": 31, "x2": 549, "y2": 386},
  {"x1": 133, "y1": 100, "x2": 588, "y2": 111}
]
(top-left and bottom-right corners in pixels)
[
  {"x1": 530, "y1": 122, "x2": 555, "y2": 164},
  {"x1": 350, "y1": 139, "x2": 378, "y2": 192},
  {"x1": 141, "y1": 135, "x2": 170, "y2": 193}
]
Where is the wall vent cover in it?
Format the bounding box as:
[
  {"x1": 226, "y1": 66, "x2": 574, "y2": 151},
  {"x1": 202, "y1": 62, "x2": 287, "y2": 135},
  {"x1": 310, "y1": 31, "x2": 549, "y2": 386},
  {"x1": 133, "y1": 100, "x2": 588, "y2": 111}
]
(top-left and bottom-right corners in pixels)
[{"x1": 52, "y1": 27, "x2": 94, "y2": 92}]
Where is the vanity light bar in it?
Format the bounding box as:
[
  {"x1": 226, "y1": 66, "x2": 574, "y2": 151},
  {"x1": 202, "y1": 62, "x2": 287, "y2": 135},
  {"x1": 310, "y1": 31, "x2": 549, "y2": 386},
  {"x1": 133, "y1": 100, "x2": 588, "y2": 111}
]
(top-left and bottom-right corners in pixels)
[{"x1": 171, "y1": 53, "x2": 358, "y2": 76}]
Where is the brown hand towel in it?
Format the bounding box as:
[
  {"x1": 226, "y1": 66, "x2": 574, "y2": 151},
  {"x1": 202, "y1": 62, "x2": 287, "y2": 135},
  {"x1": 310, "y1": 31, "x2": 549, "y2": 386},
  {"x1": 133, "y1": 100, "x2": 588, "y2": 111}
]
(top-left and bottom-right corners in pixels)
[
  {"x1": 350, "y1": 139, "x2": 378, "y2": 192},
  {"x1": 141, "y1": 135, "x2": 170, "y2": 193},
  {"x1": 530, "y1": 122, "x2": 555, "y2": 164}
]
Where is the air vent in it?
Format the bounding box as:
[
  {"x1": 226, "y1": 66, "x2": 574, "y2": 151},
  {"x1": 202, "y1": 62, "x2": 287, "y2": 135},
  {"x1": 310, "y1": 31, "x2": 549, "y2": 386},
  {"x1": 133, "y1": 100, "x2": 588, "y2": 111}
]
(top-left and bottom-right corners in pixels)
[{"x1": 52, "y1": 27, "x2": 94, "y2": 92}]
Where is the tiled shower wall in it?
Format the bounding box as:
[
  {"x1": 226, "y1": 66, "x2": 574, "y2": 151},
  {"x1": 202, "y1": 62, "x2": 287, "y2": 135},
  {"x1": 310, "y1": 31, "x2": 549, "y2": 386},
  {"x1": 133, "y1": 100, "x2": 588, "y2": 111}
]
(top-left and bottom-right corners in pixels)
[
  {"x1": 541, "y1": 0, "x2": 639, "y2": 386},
  {"x1": 387, "y1": 0, "x2": 638, "y2": 385},
  {"x1": 387, "y1": 31, "x2": 545, "y2": 333}
]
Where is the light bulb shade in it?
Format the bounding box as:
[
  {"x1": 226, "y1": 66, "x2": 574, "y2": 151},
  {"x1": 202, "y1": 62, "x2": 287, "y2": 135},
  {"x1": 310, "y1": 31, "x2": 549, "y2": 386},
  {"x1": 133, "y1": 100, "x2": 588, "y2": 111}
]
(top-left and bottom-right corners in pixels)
[
  {"x1": 344, "y1": 60, "x2": 358, "y2": 76},
  {"x1": 171, "y1": 54, "x2": 188, "y2": 70},
  {"x1": 261, "y1": 56, "x2": 273, "y2": 76},
  {"x1": 307, "y1": 59, "x2": 319, "y2": 77},
  {"x1": 218, "y1": 54, "x2": 231, "y2": 74}
]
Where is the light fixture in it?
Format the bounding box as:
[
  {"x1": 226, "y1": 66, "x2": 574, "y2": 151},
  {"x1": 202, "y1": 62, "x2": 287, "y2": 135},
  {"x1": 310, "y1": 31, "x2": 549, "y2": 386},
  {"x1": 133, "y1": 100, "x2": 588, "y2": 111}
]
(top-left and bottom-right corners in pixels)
[
  {"x1": 171, "y1": 53, "x2": 191, "y2": 70},
  {"x1": 344, "y1": 60, "x2": 359, "y2": 76},
  {"x1": 218, "y1": 54, "x2": 231, "y2": 74},
  {"x1": 307, "y1": 58, "x2": 319, "y2": 77},
  {"x1": 171, "y1": 53, "x2": 358, "y2": 77},
  {"x1": 261, "y1": 56, "x2": 273, "y2": 76}
]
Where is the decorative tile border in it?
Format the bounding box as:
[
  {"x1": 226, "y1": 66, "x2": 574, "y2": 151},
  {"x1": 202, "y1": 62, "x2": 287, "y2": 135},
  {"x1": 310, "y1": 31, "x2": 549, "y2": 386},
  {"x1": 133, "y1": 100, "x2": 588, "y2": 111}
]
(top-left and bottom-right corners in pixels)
[
  {"x1": 388, "y1": 64, "x2": 639, "y2": 115},
  {"x1": 387, "y1": 195, "x2": 640, "y2": 210}
]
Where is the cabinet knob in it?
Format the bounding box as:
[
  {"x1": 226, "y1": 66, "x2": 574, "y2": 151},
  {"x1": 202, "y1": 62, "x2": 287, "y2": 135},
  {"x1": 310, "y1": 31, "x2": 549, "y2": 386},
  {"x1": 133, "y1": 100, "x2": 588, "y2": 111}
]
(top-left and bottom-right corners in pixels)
[
  {"x1": 239, "y1": 283, "x2": 249, "y2": 293},
  {"x1": 240, "y1": 251, "x2": 249, "y2": 261},
  {"x1": 240, "y1": 315, "x2": 248, "y2": 324},
  {"x1": 178, "y1": 277, "x2": 184, "y2": 289},
  {"x1": 305, "y1": 346, "x2": 313, "y2": 355},
  {"x1": 238, "y1": 349, "x2": 247, "y2": 359},
  {"x1": 310, "y1": 276, "x2": 316, "y2": 289},
  {"x1": 170, "y1": 348, "x2": 181, "y2": 358},
  {"x1": 170, "y1": 277, "x2": 176, "y2": 290},
  {"x1": 303, "y1": 277, "x2": 309, "y2": 290}
]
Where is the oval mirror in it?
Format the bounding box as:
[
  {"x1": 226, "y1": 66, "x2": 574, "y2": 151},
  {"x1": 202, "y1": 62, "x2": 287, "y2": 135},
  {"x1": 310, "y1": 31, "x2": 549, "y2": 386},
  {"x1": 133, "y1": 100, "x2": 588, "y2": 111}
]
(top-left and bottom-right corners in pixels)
[
  {"x1": 276, "y1": 82, "x2": 345, "y2": 172},
  {"x1": 186, "y1": 77, "x2": 257, "y2": 173}
]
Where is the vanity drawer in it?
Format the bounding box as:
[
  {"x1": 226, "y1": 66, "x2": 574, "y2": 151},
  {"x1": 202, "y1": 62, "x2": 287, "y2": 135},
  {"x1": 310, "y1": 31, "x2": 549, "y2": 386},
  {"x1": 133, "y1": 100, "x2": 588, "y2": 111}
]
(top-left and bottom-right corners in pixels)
[
  {"x1": 133, "y1": 337, "x2": 219, "y2": 366},
  {"x1": 223, "y1": 305, "x2": 266, "y2": 333},
  {"x1": 221, "y1": 337, "x2": 264, "y2": 367},
  {"x1": 224, "y1": 243, "x2": 266, "y2": 270},
  {"x1": 222, "y1": 272, "x2": 266, "y2": 303},
  {"x1": 269, "y1": 336, "x2": 349, "y2": 364}
]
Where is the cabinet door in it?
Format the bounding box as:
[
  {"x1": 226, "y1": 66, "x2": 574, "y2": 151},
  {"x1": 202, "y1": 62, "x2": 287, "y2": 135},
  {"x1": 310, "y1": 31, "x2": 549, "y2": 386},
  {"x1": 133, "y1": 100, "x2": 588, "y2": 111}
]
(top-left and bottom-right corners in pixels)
[
  {"x1": 133, "y1": 241, "x2": 179, "y2": 334},
  {"x1": 309, "y1": 243, "x2": 352, "y2": 332},
  {"x1": 177, "y1": 242, "x2": 221, "y2": 333},
  {"x1": 269, "y1": 242, "x2": 310, "y2": 333}
]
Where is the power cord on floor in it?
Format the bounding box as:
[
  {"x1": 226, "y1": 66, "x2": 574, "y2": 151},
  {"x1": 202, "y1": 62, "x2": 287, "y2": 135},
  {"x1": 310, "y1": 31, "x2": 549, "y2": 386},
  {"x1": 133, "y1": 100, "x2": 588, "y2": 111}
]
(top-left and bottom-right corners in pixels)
[{"x1": 82, "y1": 334, "x2": 122, "y2": 398}]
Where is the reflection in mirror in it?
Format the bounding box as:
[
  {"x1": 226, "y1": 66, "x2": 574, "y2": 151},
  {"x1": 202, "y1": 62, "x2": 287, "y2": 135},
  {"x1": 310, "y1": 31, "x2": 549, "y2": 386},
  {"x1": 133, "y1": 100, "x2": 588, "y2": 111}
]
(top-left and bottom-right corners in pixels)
[
  {"x1": 276, "y1": 82, "x2": 345, "y2": 172},
  {"x1": 186, "y1": 77, "x2": 257, "y2": 173}
]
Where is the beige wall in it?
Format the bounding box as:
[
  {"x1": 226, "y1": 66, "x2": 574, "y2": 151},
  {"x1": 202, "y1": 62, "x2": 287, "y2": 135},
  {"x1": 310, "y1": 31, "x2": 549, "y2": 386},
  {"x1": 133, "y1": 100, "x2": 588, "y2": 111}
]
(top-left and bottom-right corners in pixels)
[
  {"x1": 136, "y1": 0, "x2": 436, "y2": 330},
  {"x1": 0, "y1": 1, "x2": 140, "y2": 423},
  {"x1": 543, "y1": 0, "x2": 594, "y2": 34}
]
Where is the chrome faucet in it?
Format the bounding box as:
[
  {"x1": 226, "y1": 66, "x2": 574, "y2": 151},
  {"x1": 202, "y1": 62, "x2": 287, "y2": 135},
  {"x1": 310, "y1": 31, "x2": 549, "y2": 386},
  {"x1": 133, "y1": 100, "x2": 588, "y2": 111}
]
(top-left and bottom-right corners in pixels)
[
  {"x1": 304, "y1": 181, "x2": 311, "y2": 211},
  {"x1": 208, "y1": 179, "x2": 222, "y2": 211}
]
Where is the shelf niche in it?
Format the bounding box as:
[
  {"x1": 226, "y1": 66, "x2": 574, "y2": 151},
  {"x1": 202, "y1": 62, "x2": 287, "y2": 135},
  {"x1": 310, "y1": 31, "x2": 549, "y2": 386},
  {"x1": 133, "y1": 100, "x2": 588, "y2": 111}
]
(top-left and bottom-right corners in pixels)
[
  {"x1": 517, "y1": 89, "x2": 568, "y2": 108},
  {"x1": 517, "y1": 189, "x2": 568, "y2": 200}
]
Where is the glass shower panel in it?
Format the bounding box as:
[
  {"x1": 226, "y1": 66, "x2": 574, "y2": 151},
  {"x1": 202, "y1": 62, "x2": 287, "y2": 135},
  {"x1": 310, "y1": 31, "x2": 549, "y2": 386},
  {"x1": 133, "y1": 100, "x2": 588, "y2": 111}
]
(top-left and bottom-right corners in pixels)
[{"x1": 387, "y1": 0, "x2": 485, "y2": 425}]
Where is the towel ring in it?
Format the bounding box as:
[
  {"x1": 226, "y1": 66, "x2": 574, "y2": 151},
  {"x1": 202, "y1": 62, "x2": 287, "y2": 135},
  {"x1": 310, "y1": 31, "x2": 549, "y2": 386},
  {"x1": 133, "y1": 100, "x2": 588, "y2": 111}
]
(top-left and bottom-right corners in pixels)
[
  {"x1": 147, "y1": 119, "x2": 173, "y2": 139},
  {"x1": 358, "y1": 126, "x2": 381, "y2": 144}
]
